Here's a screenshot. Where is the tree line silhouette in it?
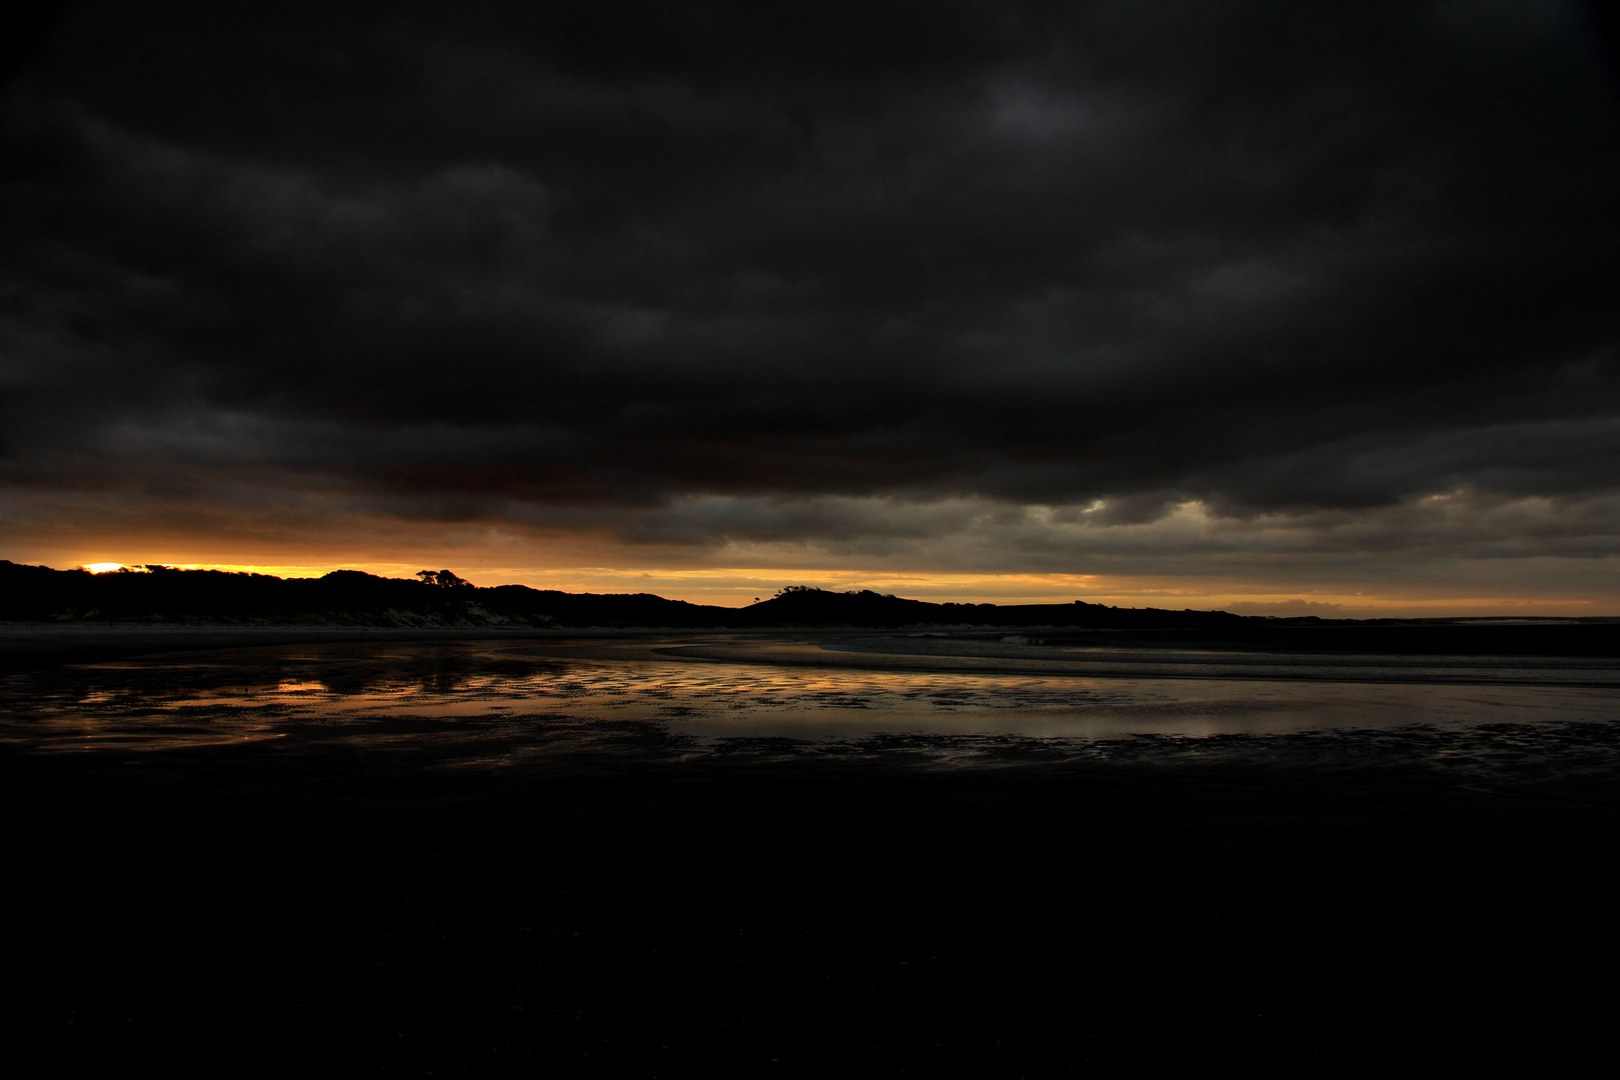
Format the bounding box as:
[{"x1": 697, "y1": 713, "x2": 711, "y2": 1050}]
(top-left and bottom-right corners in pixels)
[
  {"x1": 5, "y1": 561, "x2": 1615, "y2": 656},
  {"x1": 1, "y1": 560, "x2": 1252, "y2": 628}
]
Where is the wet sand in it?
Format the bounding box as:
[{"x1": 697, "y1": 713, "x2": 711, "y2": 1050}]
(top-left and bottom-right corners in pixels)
[{"x1": 4, "y1": 629, "x2": 1618, "y2": 1073}]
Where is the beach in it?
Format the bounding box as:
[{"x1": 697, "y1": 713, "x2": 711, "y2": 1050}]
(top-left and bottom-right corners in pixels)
[{"x1": 4, "y1": 627, "x2": 1618, "y2": 1073}]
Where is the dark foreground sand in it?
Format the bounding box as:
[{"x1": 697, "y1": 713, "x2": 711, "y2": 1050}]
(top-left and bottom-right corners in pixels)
[{"x1": 4, "y1": 628, "x2": 1618, "y2": 1075}]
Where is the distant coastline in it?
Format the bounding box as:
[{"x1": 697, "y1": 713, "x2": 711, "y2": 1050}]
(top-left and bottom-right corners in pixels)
[
  {"x1": 3, "y1": 559, "x2": 1613, "y2": 632},
  {"x1": 0, "y1": 559, "x2": 1253, "y2": 630}
]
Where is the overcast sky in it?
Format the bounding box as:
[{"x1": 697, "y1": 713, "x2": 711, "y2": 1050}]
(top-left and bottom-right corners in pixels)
[{"x1": 3, "y1": 1, "x2": 1618, "y2": 612}]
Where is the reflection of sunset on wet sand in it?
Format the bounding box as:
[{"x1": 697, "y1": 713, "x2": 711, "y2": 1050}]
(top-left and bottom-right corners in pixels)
[{"x1": 11, "y1": 636, "x2": 1617, "y2": 779}]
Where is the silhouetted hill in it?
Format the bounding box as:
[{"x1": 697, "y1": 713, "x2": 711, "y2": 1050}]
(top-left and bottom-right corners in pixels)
[
  {"x1": 741, "y1": 587, "x2": 939, "y2": 626},
  {"x1": 738, "y1": 586, "x2": 1247, "y2": 628}
]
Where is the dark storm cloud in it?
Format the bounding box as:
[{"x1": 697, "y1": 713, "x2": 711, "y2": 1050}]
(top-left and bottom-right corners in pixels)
[{"x1": 3, "y1": 1, "x2": 1618, "y2": 551}]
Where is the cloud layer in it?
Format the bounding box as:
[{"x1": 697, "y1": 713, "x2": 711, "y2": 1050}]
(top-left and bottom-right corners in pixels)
[{"x1": 3, "y1": 1, "x2": 1618, "y2": 601}]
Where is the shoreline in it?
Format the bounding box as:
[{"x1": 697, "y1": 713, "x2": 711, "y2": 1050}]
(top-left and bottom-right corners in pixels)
[
  {"x1": 0, "y1": 622, "x2": 762, "y2": 671},
  {"x1": 6, "y1": 617, "x2": 1619, "y2": 674}
]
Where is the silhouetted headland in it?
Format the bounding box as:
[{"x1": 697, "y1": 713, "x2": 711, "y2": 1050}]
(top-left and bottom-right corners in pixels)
[
  {"x1": 4, "y1": 560, "x2": 1615, "y2": 674},
  {"x1": 0, "y1": 559, "x2": 1245, "y2": 628},
  {"x1": 6, "y1": 560, "x2": 1614, "y2": 636}
]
